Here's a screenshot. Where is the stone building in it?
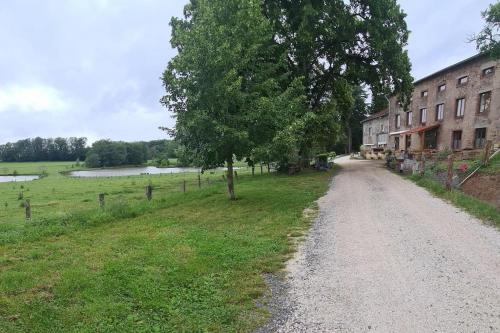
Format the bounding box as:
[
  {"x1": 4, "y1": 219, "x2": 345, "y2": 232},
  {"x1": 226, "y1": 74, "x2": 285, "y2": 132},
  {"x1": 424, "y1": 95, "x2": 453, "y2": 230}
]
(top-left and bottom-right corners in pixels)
[
  {"x1": 386, "y1": 54, "x2": 500, "y2": 154},
  {"x1": 361, "y1": 110, "x2": 388, "y2": 150}
]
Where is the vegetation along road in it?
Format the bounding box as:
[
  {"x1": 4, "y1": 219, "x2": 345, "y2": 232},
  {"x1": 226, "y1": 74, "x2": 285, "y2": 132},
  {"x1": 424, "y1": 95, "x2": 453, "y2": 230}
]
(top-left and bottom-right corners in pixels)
[
  {"x1": 0, "y1": 161, "x2": 332, "y2": 332},
  {"x1": 262, "y1": 156, "x2": 500, "y2": 332}
]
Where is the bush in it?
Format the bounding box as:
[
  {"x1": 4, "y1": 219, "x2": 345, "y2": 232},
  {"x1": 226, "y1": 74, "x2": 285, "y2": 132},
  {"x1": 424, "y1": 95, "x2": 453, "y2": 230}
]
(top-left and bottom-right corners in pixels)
[{"x1": 435, "y1": 147, "x2": 452, "y2": 161}]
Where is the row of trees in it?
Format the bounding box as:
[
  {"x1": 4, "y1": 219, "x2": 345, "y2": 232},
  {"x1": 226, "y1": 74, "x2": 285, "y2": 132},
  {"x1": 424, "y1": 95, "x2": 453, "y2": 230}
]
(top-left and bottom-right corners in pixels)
[
  {"x1": 0, "y1": 137, "x2": 181, "y2": 165},
  {"x1": 162, "y1": 0, "x2": 414, "y2": 199},
  {"x1": 0, "y1": 137, "x2": 87, "y2": 162},
  {"x1": 85, "y1": 140, "x2": 187, "y2": 168},
  {"x1": 85, "y1": 140, "x2": 149, "y2": 168}
]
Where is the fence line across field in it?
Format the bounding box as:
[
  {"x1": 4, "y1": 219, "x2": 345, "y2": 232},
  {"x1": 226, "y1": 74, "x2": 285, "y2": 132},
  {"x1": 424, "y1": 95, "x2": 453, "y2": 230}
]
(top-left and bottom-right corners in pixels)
[{"x1": 14, "y1": 164, "x2": 276, "y2": 221}]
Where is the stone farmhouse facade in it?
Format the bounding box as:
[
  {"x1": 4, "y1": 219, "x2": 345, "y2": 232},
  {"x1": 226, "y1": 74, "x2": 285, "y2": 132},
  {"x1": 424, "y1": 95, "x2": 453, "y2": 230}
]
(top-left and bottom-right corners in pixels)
[
  {"x1": 361, "y1": 110, "x2": 388, "y2": 150},
  {"x1": 363, "y1": 54, "x2": 500, "y2": 154}
]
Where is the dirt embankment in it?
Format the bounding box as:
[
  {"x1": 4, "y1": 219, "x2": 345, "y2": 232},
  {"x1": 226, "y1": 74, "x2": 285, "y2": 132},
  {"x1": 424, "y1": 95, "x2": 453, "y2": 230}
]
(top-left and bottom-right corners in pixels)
[{"x1": 461, "y1": 173, "x2": 500, "y2": 208}]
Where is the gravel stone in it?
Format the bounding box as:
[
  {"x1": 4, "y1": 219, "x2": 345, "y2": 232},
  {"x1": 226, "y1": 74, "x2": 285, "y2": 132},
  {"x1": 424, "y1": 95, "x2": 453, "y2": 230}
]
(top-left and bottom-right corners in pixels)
[{"x1": 258, "y1": 156, "x2": 500, "y2": 333}]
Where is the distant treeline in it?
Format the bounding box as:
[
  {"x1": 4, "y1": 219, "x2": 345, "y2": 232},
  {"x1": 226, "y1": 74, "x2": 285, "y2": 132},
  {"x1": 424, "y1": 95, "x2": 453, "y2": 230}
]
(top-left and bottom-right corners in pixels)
[
  {"x1": 0, "y1": 137, "x2": 182, "y2": 166},
  {"x1": 0, "y1": 137, "x2": 87, "y2": 162},
  {"x1": 85, "y1": 139, "x2": 182, "y2": 168}
]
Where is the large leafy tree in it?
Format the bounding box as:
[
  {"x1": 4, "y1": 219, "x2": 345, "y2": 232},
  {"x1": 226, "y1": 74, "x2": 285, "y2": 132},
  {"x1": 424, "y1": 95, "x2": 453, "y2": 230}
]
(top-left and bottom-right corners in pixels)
[
  {"x1": 471, "y1": 2, "x2": 500, "y2": 59},
  {"x1": 263, "y1": 0, "x2": 413, "y2": 138},
  {"x1": 162, "y1": 0, "x2": 298, "y2": 199}
]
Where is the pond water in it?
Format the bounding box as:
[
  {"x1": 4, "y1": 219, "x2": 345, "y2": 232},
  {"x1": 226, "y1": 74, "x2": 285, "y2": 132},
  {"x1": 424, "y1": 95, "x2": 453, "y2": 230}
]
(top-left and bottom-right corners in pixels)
[
  {"x1": 0, "y1": 175, "x2": 40, "y2": 183},
  {"x1": 69, "y1": 166, "x2": 202, "y2": 178},
  {"x1": 69, "y1": 166, "x2": 243, "y2": 178}
]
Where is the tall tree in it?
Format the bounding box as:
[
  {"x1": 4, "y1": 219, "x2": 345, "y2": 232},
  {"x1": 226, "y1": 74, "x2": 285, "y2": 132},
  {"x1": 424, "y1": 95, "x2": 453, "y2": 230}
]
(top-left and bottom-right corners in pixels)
[
  {"x1": 263, "y1": 0, "x2": 413, "y2": 140},
  {"x1": 162, "y1": 0, "x2": 293, "y2": 199},
  {"x1": 471, "y1": 2, "x2": 500, "y2": 59}
]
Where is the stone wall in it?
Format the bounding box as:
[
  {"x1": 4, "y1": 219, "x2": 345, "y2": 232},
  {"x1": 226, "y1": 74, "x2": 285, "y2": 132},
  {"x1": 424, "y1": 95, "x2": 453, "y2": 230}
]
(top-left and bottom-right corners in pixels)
[{"x1": 388, "y1": 54, "x2": 500, "y2": 153}]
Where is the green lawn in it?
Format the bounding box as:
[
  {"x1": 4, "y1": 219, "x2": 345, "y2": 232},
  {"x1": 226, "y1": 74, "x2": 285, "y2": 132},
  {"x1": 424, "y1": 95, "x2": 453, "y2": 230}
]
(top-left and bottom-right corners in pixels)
[{"x1": 0, "y1": 161, "x2": 332, "y2": 332}]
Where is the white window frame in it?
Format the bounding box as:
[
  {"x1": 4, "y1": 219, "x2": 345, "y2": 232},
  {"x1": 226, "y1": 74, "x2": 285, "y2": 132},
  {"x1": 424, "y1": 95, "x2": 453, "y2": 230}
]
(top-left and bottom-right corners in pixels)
[
  {"x1": 479, "y1": 91, "x2": 491, "y2": 113},
  {"x1": 420, "y1": 108, "x2": 427, "y2": 124},
  {"x1": 456, "y1": 98, "x2": 465, "y2": 117},
  {"x1": 436, "y1": 103, "x2": 444, "y2": 121}
]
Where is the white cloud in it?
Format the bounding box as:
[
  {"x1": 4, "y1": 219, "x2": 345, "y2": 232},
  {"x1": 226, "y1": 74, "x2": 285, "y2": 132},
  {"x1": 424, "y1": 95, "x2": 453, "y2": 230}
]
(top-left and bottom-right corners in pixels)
[{"x1": 0, "y1": 84, "x2": 70, "y2": 113}]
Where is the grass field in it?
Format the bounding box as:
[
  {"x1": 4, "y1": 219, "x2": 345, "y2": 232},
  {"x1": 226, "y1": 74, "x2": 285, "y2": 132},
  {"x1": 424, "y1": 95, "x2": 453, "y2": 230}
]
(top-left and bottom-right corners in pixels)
[{"x1": 0, "y1": 161, "x2": 332, "y2": 332}]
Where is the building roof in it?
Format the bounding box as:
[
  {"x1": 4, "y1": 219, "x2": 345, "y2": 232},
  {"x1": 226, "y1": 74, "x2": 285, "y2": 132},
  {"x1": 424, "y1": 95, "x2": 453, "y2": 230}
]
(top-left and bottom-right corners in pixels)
[
  {"x1": 389, "y1": 124, "x2": 440, "y2": 136},
  {"x1": 360, "y1": 110, "x2": 388, "y2": 123},
  {"x1": 408, "y1": 124, "x2": 440, "y2": 134},
  {"x1": 413, "y1": 53, "x2": 486, "y2": 86}
]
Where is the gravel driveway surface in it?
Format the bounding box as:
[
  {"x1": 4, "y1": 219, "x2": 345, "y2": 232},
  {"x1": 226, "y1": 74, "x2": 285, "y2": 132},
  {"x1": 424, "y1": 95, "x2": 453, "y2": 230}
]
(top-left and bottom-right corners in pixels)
[{"x1": 260, "y1": 156, "x2": 500, "y2": 333}]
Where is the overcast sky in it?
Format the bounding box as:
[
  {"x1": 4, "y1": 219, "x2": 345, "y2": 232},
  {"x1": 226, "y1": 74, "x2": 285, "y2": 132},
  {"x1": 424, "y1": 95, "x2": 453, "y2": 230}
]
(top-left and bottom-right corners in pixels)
[{"x1": 0, "y1": 0, "x2": 492, "y2": 144}]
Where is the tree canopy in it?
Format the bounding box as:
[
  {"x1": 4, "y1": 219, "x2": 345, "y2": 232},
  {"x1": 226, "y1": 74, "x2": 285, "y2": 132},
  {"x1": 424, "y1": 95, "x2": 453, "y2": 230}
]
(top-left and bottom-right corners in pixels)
[
  {"x1": 85, "y1": 140, "x2": 148, "y2": 168},
  {"x1": 0, "y1": 137, "x2": 87, "y2": 162},
  {"x1": 162, "y1": 0, "x2": 299, "y2": 199},
  {"x1": 162, "y1": 0, "x2": 413, "y2": 199},
  {"x1": 471, "y1": 2, "x2": 500, "y2": 59}
]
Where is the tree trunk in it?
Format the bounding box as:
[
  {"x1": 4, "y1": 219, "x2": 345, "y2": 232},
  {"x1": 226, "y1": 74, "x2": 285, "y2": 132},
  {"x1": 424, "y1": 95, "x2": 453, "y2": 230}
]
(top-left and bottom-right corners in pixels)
[
  {"x1": 227, "y1": 160, "x2": 236, "y2": 200},
  {"x1": 347, "y1": 126, "x2": 352, "y2": 154}
]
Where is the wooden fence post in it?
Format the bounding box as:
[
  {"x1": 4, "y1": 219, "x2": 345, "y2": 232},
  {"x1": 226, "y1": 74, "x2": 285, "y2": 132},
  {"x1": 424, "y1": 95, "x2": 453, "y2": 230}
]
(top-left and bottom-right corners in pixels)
[
  {"x1": 145, "y1": 185, "x2": 153, "y2": 201},
  {"x1": 198, "y1": 174, "x2": 201, "y2": 188},
  {"x1": 25, "y1": 199, "x2": 31, "y2": 220},
  {"x1": 252, "y1": 166, "x2": 255, "y2": 176},
  {"x1": 419, "y1": 157, "x2": 426, "y2": 176},
  {"x1": 445, "y1": 154, "x2": 454, "y2": 191},
  {"x1": 182, "y1": 180, "x2": 186, "y2": 193},
  {"x1": 260, "y1": 163, "x2": 263, "y2": 175},
  {"x1": 482, "y1": 140, "x2": 493, "y2": 166},
  {"x1": 99, "y1": 193, "x2": 105, "y2": 208}
]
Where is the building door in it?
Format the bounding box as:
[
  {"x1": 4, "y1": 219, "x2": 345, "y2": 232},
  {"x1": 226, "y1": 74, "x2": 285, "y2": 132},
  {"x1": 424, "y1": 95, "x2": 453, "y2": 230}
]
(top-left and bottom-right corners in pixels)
[
  {"x1": 452, "y1": 130, "x2": 462, "y2": 150},
  {"x1": 474, "y1": 128, "x2": 486, "y2": 149},
  {"x1": 424, "y1": 129, "x2": 438, "y2": 149}
]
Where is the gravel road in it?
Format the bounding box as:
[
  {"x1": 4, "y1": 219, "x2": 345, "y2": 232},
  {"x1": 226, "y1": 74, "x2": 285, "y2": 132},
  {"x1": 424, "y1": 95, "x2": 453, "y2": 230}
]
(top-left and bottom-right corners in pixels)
[{"x1": 259, "y1": 156, "x2": 500, "y2": 333}]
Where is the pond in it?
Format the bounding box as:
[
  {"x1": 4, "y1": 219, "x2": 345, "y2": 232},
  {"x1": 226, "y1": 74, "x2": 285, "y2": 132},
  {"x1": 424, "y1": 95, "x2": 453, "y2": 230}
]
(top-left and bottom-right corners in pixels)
[
  {"x1": 69, "y1": 166, "x2": 203, "y2": 178},
  {"x1": 0, "y1": 175, "x2": 40, "y2": 183},
  {"x1": 69, "y1": 166, "x2": 244, "y2": 178}
]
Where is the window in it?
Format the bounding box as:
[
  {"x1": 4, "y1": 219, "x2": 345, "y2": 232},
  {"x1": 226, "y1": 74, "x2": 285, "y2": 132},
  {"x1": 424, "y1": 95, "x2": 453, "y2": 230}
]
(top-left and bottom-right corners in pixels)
[
  {"x1": 381, "y1": 124, "x2": 384, "y2": 132},
  {"x1": 474, "y1": 128, "x2": 487, "y2": 149},
  {"x1": 395, "y1": 136, "x2": 400, "y2": 150},
  {"x1": 452, "y1": 131, "x2": 462, "y2": 150},
  {"x1": 395, "y1": 114, "x2": 401, "y2": 128},
  {"x1": 458, "y1": 76, "x2": 468, "y2": 85},
  {"x1": 438, "y1": 84, "x2": 446, "y2": 92},
  {"x1": 479, "y1": 91, "x2": 491, "y2": 113},
  {"x1": 368, "y1": 127, "x2": 371, "y2": 136},
  {"x1": 420, "y1": 108, "x2": 427, "y2": 124},
  {"x1": 456, "y1": 98, "x2": 465, "y2": 117},
  {"x1": 424, "y1": 128, "x2": 438, "y2": 149},
  {"x1": 407, "y1": 111, "x2": 413, "y2": 126},
  {"x1": 405, "y1": 134, "x2": 411, "y2": 150},
  {"x1": 482, "y1": 66, "x2": 495, "y2": 76},
  {"x1": 421, "y1": 90, "x2": 428, "y2": 97},
  {"x1": 436, "y1": 103, "x2": 444, "y2": 121}
]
